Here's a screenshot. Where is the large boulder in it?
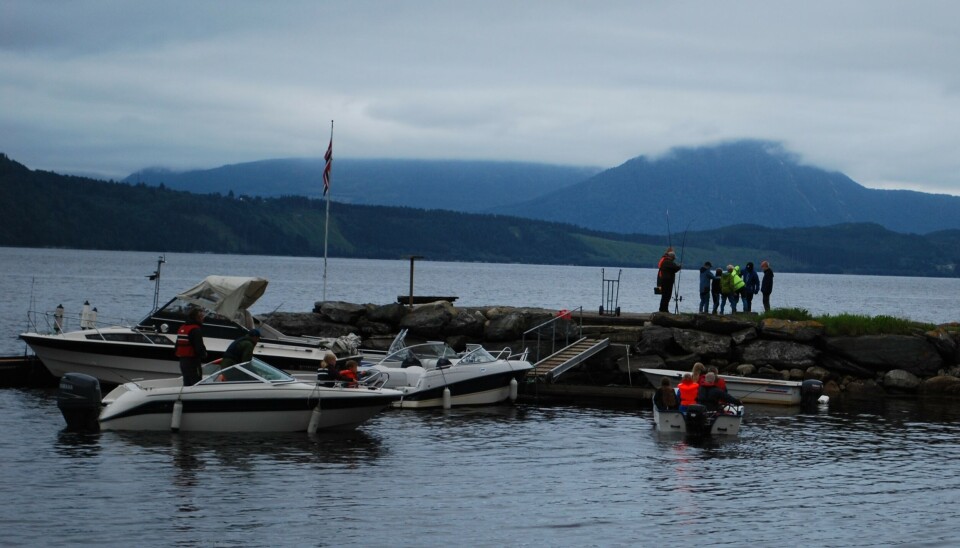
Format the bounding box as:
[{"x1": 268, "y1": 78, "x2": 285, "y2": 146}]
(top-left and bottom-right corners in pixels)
[
  {"x1": 918, "y1": 375, "x2": 960, "y2": 396},
  {"x1": 259, "y1": 312, "x2": 355, "y2": 338},
  {"x1": 367, "y1": 302, "x2": 407, "y2": 325},
  {"x1": 924, "y1": 327, "x2": 958, "y2": 361},
  {"x1": 672, "y1": 328, "x2": 731, "y2": 358},
  {"x1": 738, "y1": 340, "x2": 819, "y2": 369},
  {"x1": 663, "y1": 353, "x2": 699, "y2": 370},
  {"x1": 649, "y1": 312, "x2": 697, "y2": 329},
  {"x1": 817, "y1": 353, "x2": 875, "y2": 378},
  {"x1": 821, "y1": 335, "x2": 944, "y2": 377},
  {"x1": 315, "y1": 301, "x2": 368, "y2": 324},
  {"x1": 883, "y1": 369, "x2": 921, "y2": 391},
  {"x1": 484, "y1": 311, "x2": 527, "y2": 342},
  {"x1": 398, "y1": 301, "x2": 456, "y2": 339},
  {"x1": 446, "y1": 309, "x2": 486, "y2": 339},
  {"x1": 759, "y1": 318, "x2": 825, "y2": 342},
  {"x1": 635, "y1": 325, "x2": 676, "y2": 356},
  {"x1": 731, "y1": 327, "x2": 758, "y2": 345},
  {"x1": 694, "y1": 314, "x2": 758, "y2": 335},
  {"x1": 621, "y1": 354, "x2": 665, "y2": 373}
]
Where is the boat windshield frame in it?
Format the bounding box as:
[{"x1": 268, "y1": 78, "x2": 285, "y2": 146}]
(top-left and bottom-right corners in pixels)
[
  {"x1": 198, "y1": 357, "x2": 297, "y2": 385},
  {"x1": 457, "y1": 344, "x2": 498, "y2": 364},
  {"x1": 380, "y1": 342, "x2": 459, "y2": 363}
]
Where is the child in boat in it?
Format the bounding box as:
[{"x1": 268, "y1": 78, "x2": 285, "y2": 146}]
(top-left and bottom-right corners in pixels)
[
  {"x1": 338, "y1": 360, "x2": 360, "y2": 388},
  {"x1": 653, "y1": 377, "x2": 679, "y2": 411},
  {"x1": 677, "y1": 373, "x2": 699, "y2": 412}
]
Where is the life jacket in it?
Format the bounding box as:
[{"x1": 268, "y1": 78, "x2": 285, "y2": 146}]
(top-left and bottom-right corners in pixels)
[
  {"x1": 339, "y1": 369, "x2": 359, "y2": 387},
  {"x1": 732, "y1": 267, "x2": 745, "y2": 291},
  {"x1": 678, "y1": 381, "x2": 699, "y2": 406},
  {"x1": 175, "y1": 323, "x2": 201, "y2": 358}
]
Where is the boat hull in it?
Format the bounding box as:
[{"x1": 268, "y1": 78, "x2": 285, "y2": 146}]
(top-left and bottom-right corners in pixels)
[
  {"x1": 99, "y1": 380, "x2": 399, "y2": 432},
  {"x1": 652, "y1": 404, "x2": 742, "y2": 436},
  {"x1": 370, "y1": 363, "x2": 531, "y2": 409},
  {"x1": 640, "y1": 368, "x2": 802, "y2": 406}
]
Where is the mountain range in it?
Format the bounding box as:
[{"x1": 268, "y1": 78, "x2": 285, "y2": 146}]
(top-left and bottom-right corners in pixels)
[{"x1": 124, "y1": 140, "x2": 960, "y2": 236}]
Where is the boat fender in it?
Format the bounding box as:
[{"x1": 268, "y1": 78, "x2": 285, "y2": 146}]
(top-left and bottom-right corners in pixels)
[
  {"x1": 509, "y1": 378, "x2": 518, "y2": 402},
  {"x1": 171, "y1": 400, "x2": 183, "y2": 432},
  {"x1": 307, "y1": 404, "x2": 322, "y2": 433},
  {"x1": 442, "y1": 387, "x2": 451, "y2": 409},
  {"x1": 57, "y1": 372, "x2": 101, "y2": 431}
]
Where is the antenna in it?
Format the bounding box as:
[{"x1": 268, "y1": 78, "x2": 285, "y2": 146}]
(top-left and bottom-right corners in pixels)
[{"x1": 148, "y1": 254, "x2": 166, "y2": 313}]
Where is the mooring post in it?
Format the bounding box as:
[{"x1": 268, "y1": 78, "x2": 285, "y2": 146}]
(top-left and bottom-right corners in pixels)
[{"x1": 407, "y1": 255, "x2": 424, "y2": 308}]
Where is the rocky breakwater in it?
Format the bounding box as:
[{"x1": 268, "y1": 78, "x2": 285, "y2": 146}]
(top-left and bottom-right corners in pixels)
[
  {"x1": 632, "y1": 313, "x2": 960, "y2": 400},
  {"x1": 260, "y1": 300, "x2": 563, "y2": 355}
]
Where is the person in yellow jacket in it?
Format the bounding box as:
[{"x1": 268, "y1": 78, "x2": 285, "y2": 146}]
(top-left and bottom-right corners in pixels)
[{"x1": 721, "y1": 264, "x2": 745, "y2": 314}]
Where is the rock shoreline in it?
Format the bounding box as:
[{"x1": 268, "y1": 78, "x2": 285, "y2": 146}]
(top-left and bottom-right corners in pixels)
[{"x1": 261, "y1": 301, "x2": 960, "y2": 401}]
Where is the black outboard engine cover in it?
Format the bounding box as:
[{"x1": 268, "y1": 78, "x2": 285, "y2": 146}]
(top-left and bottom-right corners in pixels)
[
  {"x1": 57, "y1": 373, "x2": 102, "y2": 431},
  {"x1": 435, "y1": 357, "x2": 452, "y2": 370},
  {"x1": 684, "y1": 404, "x2": 710, "y2": 436},
  {"x1": 800, "y1": 379, "x2": 824, "y2": 410}
]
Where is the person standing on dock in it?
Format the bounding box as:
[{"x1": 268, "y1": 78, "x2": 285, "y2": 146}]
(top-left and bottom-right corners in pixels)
[
  {"x1": 760, "y1": 260, "x2": 775, "y2": 312},
  {"x1": 657, "y1": 250, "x2": 681, "y2": 313},
  {"x1": 711, "y1": 267, "x2": 723, "y2": 314},
  {"x1": 698, "y1": 261, "x2": 716, "y2": 314},
  {"x1": 741, "y1": 262, "x2": 760, "y2": 313},
  {"x1": 175, "y1": 308, "x2": 207, "y2": 386}
]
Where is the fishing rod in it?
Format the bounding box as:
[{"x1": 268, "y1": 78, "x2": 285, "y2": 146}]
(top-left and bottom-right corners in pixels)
[{"x1": 673, "y1": 219, "x2": 694, "y2": 314}]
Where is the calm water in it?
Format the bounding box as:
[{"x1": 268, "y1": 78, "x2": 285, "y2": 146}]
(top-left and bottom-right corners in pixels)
[
  {"x1": 3, "y1": 389, "x2": 960, "y2": 546},
  {"x1": 3, "y1": 248, "x2": 960, "y2": 545},
  {"x1": 3, "y1": 246, "x2": 960, "y2": 356}
]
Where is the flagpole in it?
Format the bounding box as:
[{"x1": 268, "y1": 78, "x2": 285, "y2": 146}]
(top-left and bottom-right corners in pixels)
[{"x1": 322, "y1": 120, "x2": 333, "y2": 302}]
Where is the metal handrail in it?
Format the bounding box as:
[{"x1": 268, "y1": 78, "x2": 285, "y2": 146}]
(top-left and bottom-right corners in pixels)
[{"x1": 521, "y1": 306, "x2": 583, "y2": 365}]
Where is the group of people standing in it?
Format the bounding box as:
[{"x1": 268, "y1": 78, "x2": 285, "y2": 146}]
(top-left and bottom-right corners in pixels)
[
  {"x1": 653, "y1": 362, "x2": 742, "y2": 413},
  {"x1": 657, "y1": 248, "x2": 774, "y2": 315}
]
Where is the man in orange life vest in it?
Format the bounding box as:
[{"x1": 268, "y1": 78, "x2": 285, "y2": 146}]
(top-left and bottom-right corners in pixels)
[
  {"x1": 175, "y1": 308, "x2": 207, "y2": 386},
  {"x1": 677, "y1": 372, "x2": 699, "y2": 412}
]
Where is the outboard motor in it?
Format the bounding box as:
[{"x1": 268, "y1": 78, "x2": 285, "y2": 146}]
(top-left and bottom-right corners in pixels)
[
  {"x1": 57, "y1": 373, "x2": 102, "y2": 431},
  {"x1": 800, "y1": 379, "x2": 825, "y2": 411},
  {"x1": 684, "y1": 404, "x2": 710, "y2": 436}
]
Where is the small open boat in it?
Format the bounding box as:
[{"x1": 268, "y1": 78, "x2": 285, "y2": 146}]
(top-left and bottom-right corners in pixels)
[
  {"x1": 652, "y1": 398, "x2": 744, "y2": 437},
  {"x1": 640, "y1": 368, "x2": 824, "y2": 407},
  {"x1": 57, "y1": 358, "x2": 402, "y2": 433},
  {"x1": 361, "y1": 330, "x2": 533, "y2": 408}
]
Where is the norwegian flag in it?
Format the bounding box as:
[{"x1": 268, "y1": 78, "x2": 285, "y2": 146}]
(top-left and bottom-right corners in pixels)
[{"x1": 322, "y1": 137, "x2": 332, "y2": 195}]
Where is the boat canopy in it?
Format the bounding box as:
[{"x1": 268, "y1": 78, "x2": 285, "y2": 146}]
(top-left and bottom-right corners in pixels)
[{"x1": 176, "y1": 276, "x2": 268, "y2": 321}]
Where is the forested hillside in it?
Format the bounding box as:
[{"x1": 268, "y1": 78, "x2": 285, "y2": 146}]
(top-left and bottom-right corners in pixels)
[{"x1": 2, "y1": 153, "x2": 958, "y2": 276}]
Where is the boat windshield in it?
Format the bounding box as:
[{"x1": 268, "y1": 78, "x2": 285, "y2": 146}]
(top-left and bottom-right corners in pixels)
[
  {"x1": 198, "y1": 358, "x2": 296, "y2": 384},
  {"x1": 382, "y1": 342, "x2": 458, "y2": 363},
  {"x1": 458, "y1": 344, "x2": 498, "y2": 364}
]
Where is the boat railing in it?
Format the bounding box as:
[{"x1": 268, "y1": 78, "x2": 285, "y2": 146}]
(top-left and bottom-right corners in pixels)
[
  {"x1": 521, "y1": 306, "x2": 583, "y2": 365},
  {"x1": 25, "y1": 309, "x2": 147, "y2": 340}
]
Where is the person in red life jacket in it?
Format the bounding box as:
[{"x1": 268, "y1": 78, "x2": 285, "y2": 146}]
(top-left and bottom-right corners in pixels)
[
  {"x1": 677, "y1": 373, "x2": 699, "y2": 412},
  {"x1": 175, "y1": 307, "x2": 207, "y2": 386},
  {"x1": 696, "y1": 372, "x2": 742, "y2": 412},
  {"x1": 653, "y1": 377, "x2": 679, "y2": 411},
  {"x1": 657, "y1": 249, "x2": 681, "y2": 313},
  {"x1": 706, "y1": 365, "x2": 727, "y2": 391},
  {"x1": 338, "y1": 360, "x2": 360, "y2": 388}
]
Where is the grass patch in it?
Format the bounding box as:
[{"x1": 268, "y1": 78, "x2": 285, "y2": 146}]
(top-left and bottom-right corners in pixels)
[{"x1": 761, "y1": 308, "x2": 935, "y2": 336}]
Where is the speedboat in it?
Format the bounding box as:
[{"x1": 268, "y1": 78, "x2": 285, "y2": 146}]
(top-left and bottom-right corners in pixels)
[
  {"x1": 361, "y1": 330, "x2": 533, "y2": 408},
  {"x1": 652, "y1": 398, "x2": 744, "y2": 437},
  {"x1": 57, "y1": 357, "x2": 402, "y2": 432},
  {"x1": 21, "y1": 276, "x2": 349, "y2": 385},
  {"x1": 639, "y1": 368, "x2": 824, "y2": 407}
]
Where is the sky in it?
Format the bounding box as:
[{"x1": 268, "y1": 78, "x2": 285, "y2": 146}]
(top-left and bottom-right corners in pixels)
[{"x1": 2, "y1": 1, "x2": 959, "y2": 195}]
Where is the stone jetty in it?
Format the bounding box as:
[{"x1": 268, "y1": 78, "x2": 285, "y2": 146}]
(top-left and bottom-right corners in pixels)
[{"x1": 261, "y1": 301, "x2": 960, "y2": 401}]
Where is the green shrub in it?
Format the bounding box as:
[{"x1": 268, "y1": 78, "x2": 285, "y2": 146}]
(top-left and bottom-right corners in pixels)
[
  {"x1": 761, "y1": 307, "x2": 813, "y2": 321},
  {"x1": 815, "y1": 313, "x2": 933, "y2": 336}
]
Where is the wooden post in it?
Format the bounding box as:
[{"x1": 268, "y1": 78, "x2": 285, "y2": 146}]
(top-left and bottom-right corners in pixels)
[{"x1": 407, "y1": 255, "x2": 423, "y2": 308}]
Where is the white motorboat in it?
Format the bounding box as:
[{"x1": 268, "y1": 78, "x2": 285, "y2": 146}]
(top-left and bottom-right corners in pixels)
[
  {"x1": 57, "y1": 358, "x2": 402, "y2": 432},
  {"x1": 639, "y1": 368, "x2": 824, "y2": 407},
  {"x1": 22, "y1": 276, "x2": 350, "y2": 385},
  {"x1": 361, "y1": 330, "x2": 533, "y2": 408},
  {"x1": 652, "y1": 398, "x2": 744, "y2": 436}
]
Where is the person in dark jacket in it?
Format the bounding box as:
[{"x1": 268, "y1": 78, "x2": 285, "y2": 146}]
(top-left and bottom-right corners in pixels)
[
  {"x1": 698, "y1": 261, "x2": 716, "y2": 314},
  {"x1": 657, "y1": 250, "x2": 681, "y2": 313},
  {"x1": 741, "y1": 262, "x2": 760, "y2": 313},
  {"x1": 760, "y1": 260, "x2": 775, "y2": 312},
  {"x1": 711, "y1": 267, "x2": 722, "y2": 314},
  {"x1": 175, "y1": 307, "x2": 207, "y2": 386},
  {"x1": 219, "y1": 329, "x2": 261, "y2": 369},
  {"x1": 696, "y1": 372, "x2": 742, "y2": 412},
  {"x1": 653, "y1": 377, "x2": 679, "y2": 411}
]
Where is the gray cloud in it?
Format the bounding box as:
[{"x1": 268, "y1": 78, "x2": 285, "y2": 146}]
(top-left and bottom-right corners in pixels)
[{"x1": 1, "y1": 0, "x2": 959, "y2": 194}]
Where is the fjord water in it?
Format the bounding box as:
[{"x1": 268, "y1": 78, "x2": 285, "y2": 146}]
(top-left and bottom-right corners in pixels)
[{"x1": 3, "y1": 247, "x2": 960, "y2": 545}]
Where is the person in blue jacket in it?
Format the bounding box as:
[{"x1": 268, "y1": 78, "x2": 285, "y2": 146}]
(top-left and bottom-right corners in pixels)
[
  {"x1": 741, "y1": 262, "x2": 761, "y2": 313},
  {"x1": 698, "y1": 261, "x2": 717, "y2": 314}
]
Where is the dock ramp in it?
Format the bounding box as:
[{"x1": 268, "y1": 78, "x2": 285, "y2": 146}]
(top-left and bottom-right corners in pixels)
[{"x1": 533, "y1": 337, "x2": 609, "y2": 382}]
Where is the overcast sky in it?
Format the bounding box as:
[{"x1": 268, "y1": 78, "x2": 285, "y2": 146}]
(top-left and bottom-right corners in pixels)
[{"x1": 2, "y1": 1, "x2": 958, "y2": 194}]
